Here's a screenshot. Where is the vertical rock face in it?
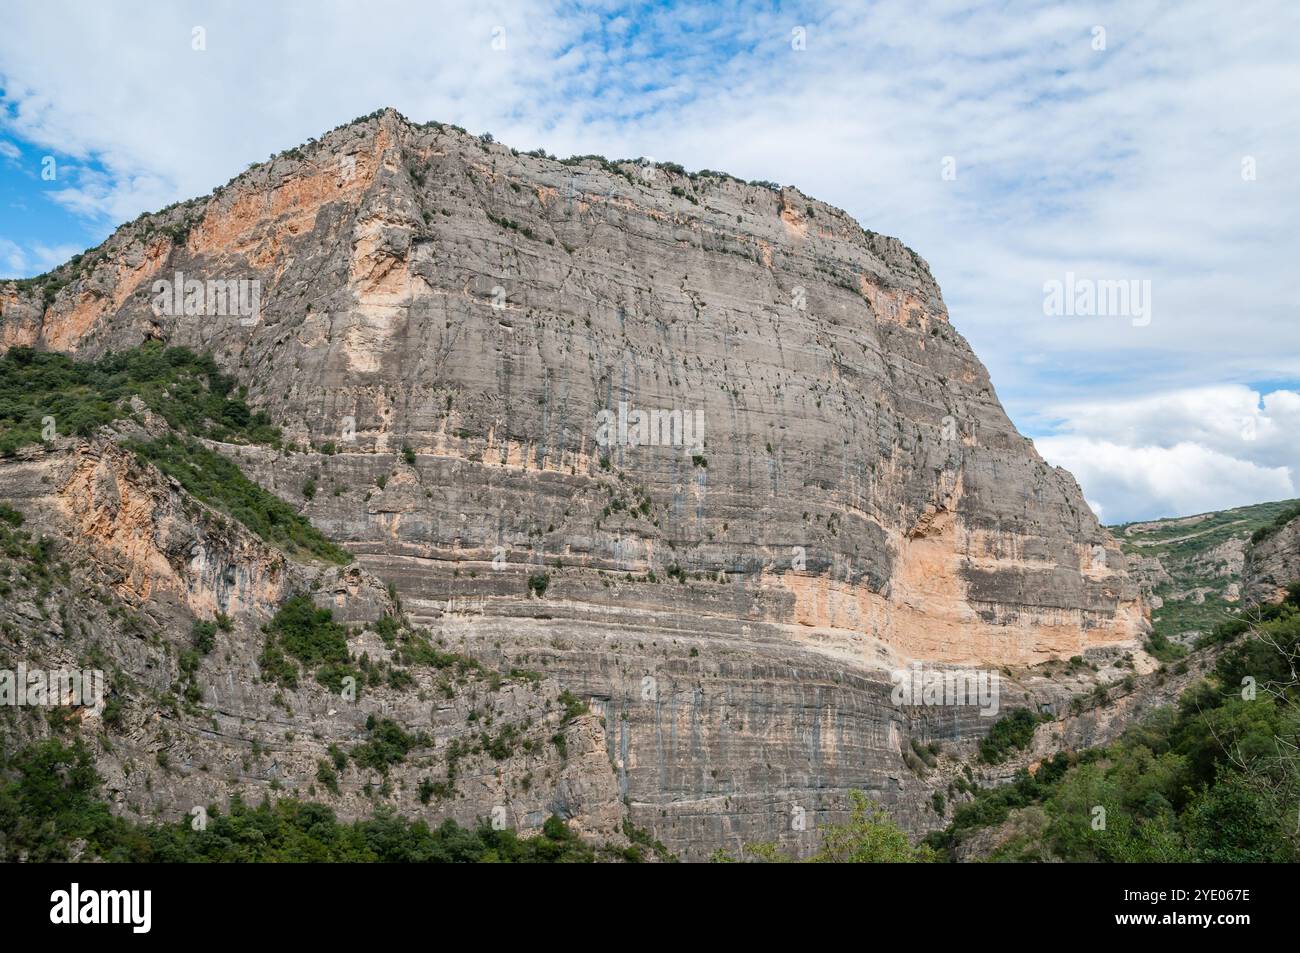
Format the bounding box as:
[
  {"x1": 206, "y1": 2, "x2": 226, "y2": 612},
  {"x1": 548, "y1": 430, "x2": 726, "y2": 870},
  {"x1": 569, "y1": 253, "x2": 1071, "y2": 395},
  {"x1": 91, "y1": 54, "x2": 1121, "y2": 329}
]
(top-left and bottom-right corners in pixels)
[
  {"x1": 1244, "y1": 515, "x2": 1300, "y2": 605},
  {"x1": 0, "y1": 109, "x2": 1146, "y2": 857}
]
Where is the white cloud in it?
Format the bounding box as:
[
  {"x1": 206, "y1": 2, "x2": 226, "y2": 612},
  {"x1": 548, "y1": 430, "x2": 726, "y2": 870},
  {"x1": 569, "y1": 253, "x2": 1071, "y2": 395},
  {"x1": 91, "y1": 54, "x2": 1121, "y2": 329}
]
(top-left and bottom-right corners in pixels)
[
  {"x1": 0, "y1": 238, "x2": 85, "y2": 277},
  {"x1": 0, "y1": 0, "x2": 584, "y2": 221},
  {"x1": 1038, "y1": 386, "x2": 1300, "y2": 465},
  {"x1": 1035, "y1": 385, "x2": 1300, "y2": 522},
  {"x1": 1038, "y1": 435, "x2": 1294, "y2": 525},
  {"x1": 0, "y1": 238, "x2": 24, "y2": 274},
  {"x1": 30, "y1": 241, "x2": 82, "y2": 273}
]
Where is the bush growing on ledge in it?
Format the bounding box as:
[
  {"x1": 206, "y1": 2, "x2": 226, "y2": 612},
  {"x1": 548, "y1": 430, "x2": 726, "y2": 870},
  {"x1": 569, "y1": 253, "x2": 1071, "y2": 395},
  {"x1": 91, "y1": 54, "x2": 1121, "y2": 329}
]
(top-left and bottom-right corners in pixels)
[
  {"x1": 978, "y1": 708, "x2": 1049, "y2": 764},
  {"x1": 260, "y1": 593, "x2": 355, "y2": 689},
  {"x1": 350, "y1": 717, "x2": 427, "y2": 774},
  {"x1": 316, "y1": 759, "x2": 340, "y2": 795},
  {"x1": 131, "y1": 435, "x2": 350, "y2": 564},
  {"x1": 558, "y1": 690, "x2": 587, "y2": 723}
]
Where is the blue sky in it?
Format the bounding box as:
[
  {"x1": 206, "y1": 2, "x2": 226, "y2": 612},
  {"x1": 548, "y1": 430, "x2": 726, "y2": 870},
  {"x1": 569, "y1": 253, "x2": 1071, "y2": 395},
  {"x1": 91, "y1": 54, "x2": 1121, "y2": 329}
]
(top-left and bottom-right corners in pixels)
[
  {"x1": 2, "y1": 0, "x2": 1299, "y2": 522},
  {"x1": 0, "y1": 131, "x2": 107, "y2": 274}
]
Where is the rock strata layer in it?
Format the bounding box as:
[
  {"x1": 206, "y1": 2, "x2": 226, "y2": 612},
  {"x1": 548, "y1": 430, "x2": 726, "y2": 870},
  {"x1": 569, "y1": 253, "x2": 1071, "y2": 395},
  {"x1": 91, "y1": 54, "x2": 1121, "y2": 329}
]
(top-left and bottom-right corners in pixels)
[{"x1": 0, "y1": 109, "x2": 1147, "y2": 858}]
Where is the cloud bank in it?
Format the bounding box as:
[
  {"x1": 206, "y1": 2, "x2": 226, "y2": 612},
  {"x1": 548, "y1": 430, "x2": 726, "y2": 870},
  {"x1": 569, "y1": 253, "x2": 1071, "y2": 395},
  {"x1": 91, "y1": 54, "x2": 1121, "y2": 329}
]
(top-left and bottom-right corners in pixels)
[{"x1": 1, "y1": 0, "x2": 1297, "y2": 522}]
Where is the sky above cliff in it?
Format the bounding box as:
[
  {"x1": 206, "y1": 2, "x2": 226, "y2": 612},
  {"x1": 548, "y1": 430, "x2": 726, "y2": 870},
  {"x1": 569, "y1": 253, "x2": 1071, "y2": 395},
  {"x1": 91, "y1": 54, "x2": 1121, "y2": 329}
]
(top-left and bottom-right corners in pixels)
[{"x1": 1, "y1": 0, "x2": 1297, "y2": 523}]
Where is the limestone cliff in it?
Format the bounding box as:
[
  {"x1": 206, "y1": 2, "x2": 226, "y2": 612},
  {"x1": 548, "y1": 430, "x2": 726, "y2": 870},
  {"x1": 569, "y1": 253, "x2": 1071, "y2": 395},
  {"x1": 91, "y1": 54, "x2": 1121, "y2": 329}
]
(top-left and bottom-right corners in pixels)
[{"x1": 0, "y1": 108, "x2": 1147, "y2": 858}]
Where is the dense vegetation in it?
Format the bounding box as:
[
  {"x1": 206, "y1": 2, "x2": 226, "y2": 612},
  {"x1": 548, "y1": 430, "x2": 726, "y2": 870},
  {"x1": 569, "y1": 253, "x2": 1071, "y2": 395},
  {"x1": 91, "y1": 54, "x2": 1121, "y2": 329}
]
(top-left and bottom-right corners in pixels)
[
  {"x1": 259, "y1": 594, "x2": 483, "y2": 700},
  {"x1": 258, "y1": 592, "x2": 355, "y2": 689},
  {"x1": 926, "y1": 585, "x2": 1300, "y2": 862},
  {"x1": 0, "y1": 739, "x2": 607, "y2": 862},
  {"x1": 0, "y1": 343, "x2": 278, "y2": 453},
  {"x1": 0, "y1": 343, "x2": 348, "y2": 564},
  {"x1": 978, "y1": 708, "x2": 1051, "y2": 765},
  {"x1": 132, "y1": 435, "x2": 349, "y2": 564}
]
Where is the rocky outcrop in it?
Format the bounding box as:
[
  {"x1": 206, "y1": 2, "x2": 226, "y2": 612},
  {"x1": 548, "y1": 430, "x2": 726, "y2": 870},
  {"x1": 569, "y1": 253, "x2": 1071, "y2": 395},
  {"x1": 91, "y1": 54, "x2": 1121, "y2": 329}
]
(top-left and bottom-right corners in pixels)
[
  {"x1": 1243, "y1": 514, "x2": 1300, "y2": 605},
  {"x1": 1115, "y1": 500, "x2": 1300, "y2": 644},
  {"x1": 0, "y1": 437, "x2": 629, "y2": 846},
  {"x1": 0, "y1": 109, "x2": 1149, "y2": 858}
]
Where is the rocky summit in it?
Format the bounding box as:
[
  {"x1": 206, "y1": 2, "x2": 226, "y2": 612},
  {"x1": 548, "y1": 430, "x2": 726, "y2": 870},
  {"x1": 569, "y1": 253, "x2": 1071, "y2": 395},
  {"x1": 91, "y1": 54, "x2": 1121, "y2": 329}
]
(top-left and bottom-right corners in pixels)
[{"x1": 0, "y1": 109, "x2": 1149, "y2": 860}]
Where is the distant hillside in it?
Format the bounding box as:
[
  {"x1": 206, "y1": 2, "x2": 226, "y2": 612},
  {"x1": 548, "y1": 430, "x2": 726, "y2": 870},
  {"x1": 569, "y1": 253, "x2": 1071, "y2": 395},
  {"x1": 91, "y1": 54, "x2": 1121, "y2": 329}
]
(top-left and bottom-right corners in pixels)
[{"x1": 1110, "y1": 498, "x2": 1300, "y2": 658}]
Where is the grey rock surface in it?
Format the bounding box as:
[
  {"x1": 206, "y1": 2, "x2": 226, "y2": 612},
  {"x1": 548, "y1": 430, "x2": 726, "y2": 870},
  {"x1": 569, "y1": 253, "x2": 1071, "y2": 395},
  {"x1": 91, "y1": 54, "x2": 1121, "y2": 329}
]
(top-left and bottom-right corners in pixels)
[
  {"x1": 1244, "y1": 515, "x2": 1300, "y2": 605},
  {"x1": 0, "y1": 109, "x2": 1151, "y2": 859}
]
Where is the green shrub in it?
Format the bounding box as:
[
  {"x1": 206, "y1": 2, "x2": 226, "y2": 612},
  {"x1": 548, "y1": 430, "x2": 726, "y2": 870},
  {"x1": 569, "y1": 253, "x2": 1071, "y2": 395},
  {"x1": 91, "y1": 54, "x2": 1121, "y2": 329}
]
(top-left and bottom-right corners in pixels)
[
  {"x1": 316, "y1": 759, "x2": 340, "y2": 795},
  {"x1": 558, "y1": 690, "x2": 587, "y2": 723},
  {"x1": 260, "y1": 594, "x2": 352, "y2": 688},
  {"x1": 0, "y1": 738, "x2": 607, "y2": 862},
  {"x1": 191, "y1": 619, "x2": 218, "y2": 654},
  {"x1": 0, "y1": 342, "x2": 279, "y2": 455},
  {"x1": 269, "y1": 594, "x2": 349, "y2": 666},
  {"x1": 350, "y1": 718, "x2": 425, "y2": 774},
  {"x1": 131, "y1": 435, "x2": 349, "y2": 564},
  {"x1": 978, "y1": 708, "x2": 1048, "y2": 764}
]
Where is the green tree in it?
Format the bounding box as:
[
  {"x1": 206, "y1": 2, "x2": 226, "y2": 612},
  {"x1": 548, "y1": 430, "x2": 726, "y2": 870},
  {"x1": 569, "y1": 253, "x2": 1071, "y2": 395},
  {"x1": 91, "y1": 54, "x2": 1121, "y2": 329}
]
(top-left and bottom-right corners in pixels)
[{"x1": 811, "y1": 791, "x2": 936, "y2": 863}]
